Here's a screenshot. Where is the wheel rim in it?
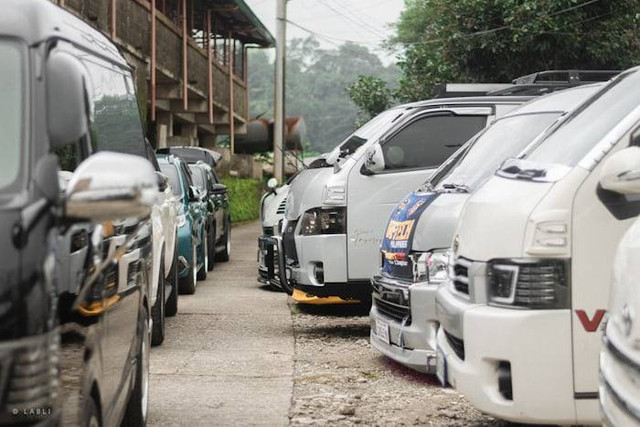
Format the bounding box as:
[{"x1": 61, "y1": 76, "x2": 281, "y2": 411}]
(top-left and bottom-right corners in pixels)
[{"x1": 141, "y1": 321, "x2": 150, "y2": 421}]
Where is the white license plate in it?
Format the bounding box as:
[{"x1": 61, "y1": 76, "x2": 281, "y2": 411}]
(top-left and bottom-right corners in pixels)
[
  {"x1": 436, "y1": 347, "x2": 447, "y2": 387},
  {"x1": 375, "y1": 319, "x2": 390, "y2": 345}
]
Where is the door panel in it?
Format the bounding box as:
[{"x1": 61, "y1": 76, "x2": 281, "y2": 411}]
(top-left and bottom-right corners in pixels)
[
  {"x1": 571, "y1": 138, "x2": 636, "y2": 394},
  {"x1": 346, "y1": 111, "x2": 490, "y2": 280}
]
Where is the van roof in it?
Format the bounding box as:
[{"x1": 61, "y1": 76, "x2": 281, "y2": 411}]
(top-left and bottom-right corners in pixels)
[
  {"x1": 0, "y1": 0, "x2": 127, "y2": 68},
  {"x1": 502, "y1": 83, "x2": 605, "y2": 117}
]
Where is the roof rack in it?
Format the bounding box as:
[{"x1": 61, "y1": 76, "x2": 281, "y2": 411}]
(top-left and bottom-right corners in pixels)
[
  {"x1": 512, "y1": 70, "x2": 620, "y2": 85},
  {"x1": 487, "y1": 69, "x2": 621, "y2": 96},
  {"x1": 432, "y1": 83, "x2": 513, "y2": 98}
]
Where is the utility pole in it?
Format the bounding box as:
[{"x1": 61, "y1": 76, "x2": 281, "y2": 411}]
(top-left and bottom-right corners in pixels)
[{"x1": 274, "y1": 0, "x2": 286, "y2": 183}]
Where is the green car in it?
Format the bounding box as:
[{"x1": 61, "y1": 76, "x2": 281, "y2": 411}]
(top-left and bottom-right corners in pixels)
[
  {"x1": 188, "y1": 161, "x2": 232, "y2": 268},
  {"x1": 157, "y1": 154, "x2": 209, "y2": 294}
]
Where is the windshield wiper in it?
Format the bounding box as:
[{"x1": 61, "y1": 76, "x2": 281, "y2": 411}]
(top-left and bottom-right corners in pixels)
[{"x1": 442, "y1": 183, "x2": 470, "y2": 193}]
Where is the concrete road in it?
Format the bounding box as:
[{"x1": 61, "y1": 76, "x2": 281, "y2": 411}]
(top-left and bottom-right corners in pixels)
[{"x1": 148, "y1": 221, "x2": 293, "y2": 426}]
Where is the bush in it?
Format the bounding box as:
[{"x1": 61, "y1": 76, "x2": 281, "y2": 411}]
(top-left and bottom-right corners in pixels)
[{"x1": 222, "y1": 178, "x2": 262, "y2": 223}]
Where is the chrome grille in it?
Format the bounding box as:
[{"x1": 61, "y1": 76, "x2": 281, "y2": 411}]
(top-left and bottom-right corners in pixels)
[{"x1": 372, "y1": 279, "x2": 411, "y2": 324}]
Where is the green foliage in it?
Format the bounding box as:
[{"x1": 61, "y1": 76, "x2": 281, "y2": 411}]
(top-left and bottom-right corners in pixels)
[
  {"x1": 249, "y1": 38, "x2": 399, "y2": 153},
  {"x1": 347, "y1": 75, "x2": 393, "y2": 125},
  {"x1": 221, "y1": 177, "x2": 262, "y2": 223},
  {"x1": 391, "y1": 0, "x2": 640, "y2": 102}
]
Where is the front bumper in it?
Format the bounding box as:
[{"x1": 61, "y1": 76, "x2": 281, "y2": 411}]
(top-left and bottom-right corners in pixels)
[
  {"x1": 258, "y1": 235, "x2": 284, "y2": 289},
  {"x1": 600, "y1": 337, "x2": 640, "y2": 426},
  {"x1": 286, "y1": 234, "x2": 348, "y2": 288},
  {"x1": 436, "y1": 285, "x2": 589, "y2": 425},
  {"x1": 369, "y1": 275, "x2": 438, "y2": 373}
]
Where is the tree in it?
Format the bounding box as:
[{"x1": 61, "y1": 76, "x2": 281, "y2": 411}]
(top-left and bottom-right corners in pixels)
[
  {"x1": 347, "y1": 76, "x2": 393, "y2": 125},
  {"x1": 248, "y1": 37, "x2": 399, "y2": 153},
  {"x1": 390, "y1": 0, "x2": 640, "y2": 102}
]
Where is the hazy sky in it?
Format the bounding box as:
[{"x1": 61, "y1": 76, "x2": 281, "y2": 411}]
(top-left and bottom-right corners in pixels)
[{"x1": 245, "y1": 0, "x2": 405, "y2": 62}]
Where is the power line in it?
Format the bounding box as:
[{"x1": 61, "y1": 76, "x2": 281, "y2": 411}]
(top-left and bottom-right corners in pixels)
[
  {"x1": 317, "y1": 0, "x2": 386, "y2": 39},
  {"x1": 330, "y1": 0, "x2": 387, "y2": 36}
]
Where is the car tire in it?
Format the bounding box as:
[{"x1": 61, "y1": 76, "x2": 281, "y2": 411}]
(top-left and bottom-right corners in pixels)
[
  {"x1": 122, "y1": 305, "x2": 150, "y2": 427},
  {"x1": 206, "y1": 224, "x2": 215, "y2": 272},
  {"x1": 82, "y1": 395, "x2": 100, "y2": 427},
  {"x1": 165, "y1": 241, "x2": 179, "y2": 317},
  {"x1": 151, "y1": 256, "x2": 165, "y2": 347},
  {"x1": 216, "y1": 219, "x2": 231, "y2": 262},
  {"x1": 197, "y1": 228, "x2": 208, "y2": 281},
  {"x1": 179, "y1": 242, "x2": 197, "y2": 295}
]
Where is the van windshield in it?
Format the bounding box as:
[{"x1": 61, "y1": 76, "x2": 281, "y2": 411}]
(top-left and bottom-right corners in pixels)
[
  {"x1": 160, "y1": 164, "x2": 183, "y2": 198},
  {"x1": 431, "y1": 112, "x2": 561, "y2": 191},
  {"x1": 334, "y1": 108, "x2": 404, "y2": 158},
  {"x1": 0, "y1": 41, "x2": 24, "y2": 192},
  {"x1": 523, "y1": 70, "x2": 640, "y2": 167}
]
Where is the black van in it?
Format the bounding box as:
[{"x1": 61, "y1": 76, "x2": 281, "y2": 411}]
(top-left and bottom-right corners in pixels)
[{"x1": 0, "y1": 1, "x2": 158, "y2": 425}]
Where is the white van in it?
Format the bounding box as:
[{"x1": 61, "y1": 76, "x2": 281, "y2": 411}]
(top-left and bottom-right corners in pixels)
[
  {"x1": 370, "y1": 84, "x2": 601, "y2": 373},
  {"x1": 436, "y1": 67, "x2": 640, "y2": 425},
  {"x1": 600, "y1": 208, "x2": 640, "y2": 425},
  {"x1": 282, "y1": 94, "x2": 529, "y2": 299}
]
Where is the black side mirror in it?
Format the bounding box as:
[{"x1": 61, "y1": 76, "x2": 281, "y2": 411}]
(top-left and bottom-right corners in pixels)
[{"x1": 211, "y1": 183, "x2": 227, "y2": 195}]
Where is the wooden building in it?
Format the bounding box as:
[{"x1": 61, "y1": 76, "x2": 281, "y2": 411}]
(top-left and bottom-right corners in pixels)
[{"x1": 55, "y1": 0, "x2": 274, "y2": 152}]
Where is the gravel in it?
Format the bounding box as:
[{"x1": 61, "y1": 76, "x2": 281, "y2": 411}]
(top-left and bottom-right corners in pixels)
[{"x1": 288, "y1": 301, "x2": 503, "y2": 426}]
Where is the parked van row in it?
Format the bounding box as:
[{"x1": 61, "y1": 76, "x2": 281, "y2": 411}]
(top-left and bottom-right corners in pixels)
[
  {"x1": 268, "y1": 67, "x2": 640, "y2": 424},
  {"x1": 0, "y1": 1, "x2": 231, "y2": 425}
]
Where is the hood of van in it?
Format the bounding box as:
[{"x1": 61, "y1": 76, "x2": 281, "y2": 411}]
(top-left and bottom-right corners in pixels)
[
  {"x1": 412, "y1": 192, "x2": 469, "y2": 252},
  {"x1": 454, "y1": 176, "x2": 553, "y2": 261},
  {"x1": 285, "y1": 168, "x2": 335, "y2": 220}
]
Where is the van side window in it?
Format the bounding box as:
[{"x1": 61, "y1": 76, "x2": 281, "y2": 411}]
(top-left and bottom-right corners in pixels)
[
  {"x1": 382, "y1": 114, "x2": 487, "y2": 171},
  {"x1": 82, "y1": 60, "x2": 146, "y2": 158}
]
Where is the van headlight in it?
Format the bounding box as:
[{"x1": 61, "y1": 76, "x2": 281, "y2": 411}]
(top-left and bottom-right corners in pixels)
[
  {"x1": 299, "y1": 207, "x2": 346, "y2": 235},
  {"x1": 411, "y1": 249, "x2": 450, "y2": 284},
  {"x1": 487, "y1": 259, "x2": 569, "y2": 309}
]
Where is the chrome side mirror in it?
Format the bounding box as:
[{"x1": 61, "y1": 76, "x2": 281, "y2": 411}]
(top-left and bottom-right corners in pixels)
[
  {"x1": 267, "y1": 177, "x2": 278, "y2": 194},
  {"x1": 66, "y1": 152, "x2": 158, "y2": 221},
  {"x1": 600, "y1": 146, "x2": 640, "y2": 195},
  {"x1": 361, "y1": 144, "x2": 385, "y2": 175}
]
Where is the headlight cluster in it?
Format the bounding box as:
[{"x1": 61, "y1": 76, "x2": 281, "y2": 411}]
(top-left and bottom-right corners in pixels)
[
  {"x1": 410, "y1": 250, "x2": 450, "y2": 284},
  {"x1": 299, "y1": 208, "x2": 346, "y2": 235},
  {"x1": 487, "y1": 259, "x2": 569, "y2": 309}
]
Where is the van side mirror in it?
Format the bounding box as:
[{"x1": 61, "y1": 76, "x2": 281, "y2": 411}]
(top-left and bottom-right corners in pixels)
[
  {"x1": 361, "y1": 144, "x2": 385, "y2": 175},
  {"x1": 600, "y1": 146, "x2": 640, "y2": 195},
  {"x1": 47, "y1": 51, "x2": 89, "y2": 148},
  {"x1": 267, "y1": 177, "x2": 278, "y2": 194},
  {"x1": 211, "y1": 183, "x2": 227, "y2": 195},
  {"x1": 65, "y1": 152, "x2": 157, "y2": 221}
]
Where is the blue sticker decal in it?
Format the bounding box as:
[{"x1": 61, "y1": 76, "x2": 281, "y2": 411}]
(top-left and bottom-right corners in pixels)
[{"x1": 380, "y1": 191, "x2": 438, "y2": 279}]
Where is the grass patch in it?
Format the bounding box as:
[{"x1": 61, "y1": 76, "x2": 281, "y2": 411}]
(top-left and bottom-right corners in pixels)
[{"x1": 222, "y1": 177, "x2": 262, "y2": 223}]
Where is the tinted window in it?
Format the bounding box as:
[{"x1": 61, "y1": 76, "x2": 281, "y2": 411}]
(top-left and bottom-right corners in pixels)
[
  {"x1": 0, "y1": 41, "x2": 24, "y2": 191},
  {"x1": 189, "y1": 165, "x2": 207, "y2": 190},
  {"x1": 433, "y1": 113, "x2": 561, "y2": 190},
  {"x1": 526, "y1": 70, "x2": 640, "y2": 167},
  {"x1": 83, "y1": 59, "x2": 146, "y2": 158},
  {"x1": 160, "y1": 163, "x2": 183, "y2": 197},
  {"x1": 383, "y1": 114, "x2": 487, "y2": 171}
]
